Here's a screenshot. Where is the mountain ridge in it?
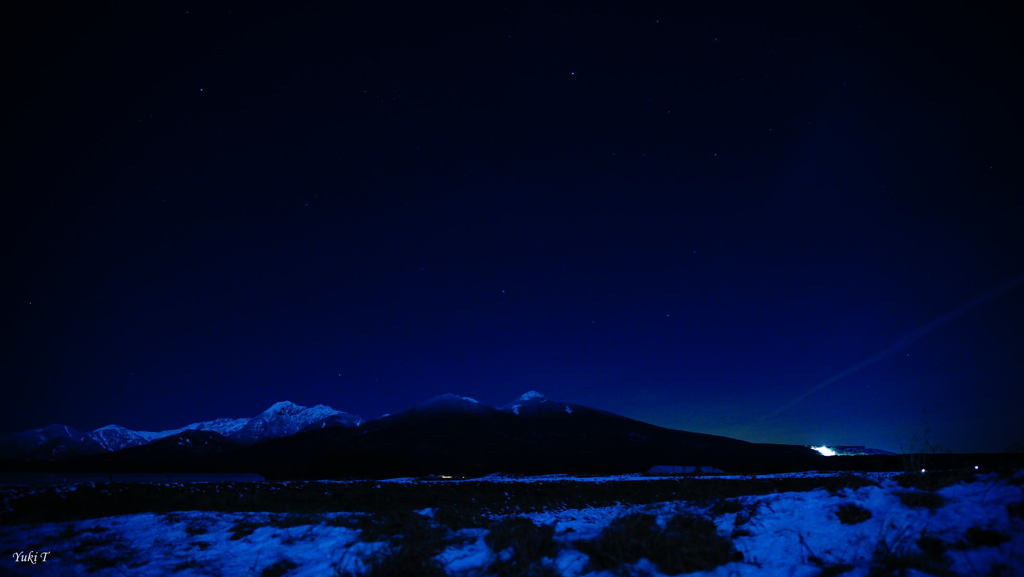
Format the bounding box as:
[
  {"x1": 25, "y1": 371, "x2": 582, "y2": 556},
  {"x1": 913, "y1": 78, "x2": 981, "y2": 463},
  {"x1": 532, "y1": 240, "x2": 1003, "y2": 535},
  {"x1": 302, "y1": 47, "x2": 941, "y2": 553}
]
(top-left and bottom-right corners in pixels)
[
  {"x1": 0, "y1": 401, "x2": 360, "y2": 460},
  {"x1": 0, "y1": 392, "x2": 827, "y2": 476}
]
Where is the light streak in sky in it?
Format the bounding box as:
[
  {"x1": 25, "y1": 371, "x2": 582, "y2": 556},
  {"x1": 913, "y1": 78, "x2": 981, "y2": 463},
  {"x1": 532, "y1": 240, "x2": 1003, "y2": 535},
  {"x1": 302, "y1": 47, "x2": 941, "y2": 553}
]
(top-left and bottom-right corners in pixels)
[{"x1": 749, "y1": 273, "x2": 1024, "y2": 428}]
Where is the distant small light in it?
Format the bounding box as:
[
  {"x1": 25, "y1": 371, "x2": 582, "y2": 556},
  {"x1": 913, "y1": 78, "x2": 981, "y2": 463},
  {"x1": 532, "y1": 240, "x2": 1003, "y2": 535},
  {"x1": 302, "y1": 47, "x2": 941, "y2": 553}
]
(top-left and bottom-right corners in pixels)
[
  {"x1": 921, "y1": 468, "x2": 926, "y2": 473},
  {"x1": 811, "y1": 445, "x2": 837, "y2": 457},
  {"x1": 974, "y1": 465, "x2": 979, "y2": 470}
]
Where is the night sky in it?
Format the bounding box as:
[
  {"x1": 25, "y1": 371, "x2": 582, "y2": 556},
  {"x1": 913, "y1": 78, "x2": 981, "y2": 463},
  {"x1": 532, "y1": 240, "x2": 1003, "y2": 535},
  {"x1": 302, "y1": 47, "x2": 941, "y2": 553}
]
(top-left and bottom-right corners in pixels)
[{"x1": 8, "y1": 2, "x2": 1023, "y2": 453}]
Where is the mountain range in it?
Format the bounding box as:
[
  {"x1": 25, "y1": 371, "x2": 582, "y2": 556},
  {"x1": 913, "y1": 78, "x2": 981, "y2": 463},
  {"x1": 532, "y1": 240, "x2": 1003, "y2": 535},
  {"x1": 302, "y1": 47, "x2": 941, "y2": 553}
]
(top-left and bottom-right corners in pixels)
[
  {"x1": 0, "y1": 401, "x2": 359, "y2": 461},
  {"x1": 0, "y1": 392, "x2": 825, "y2": 477}
]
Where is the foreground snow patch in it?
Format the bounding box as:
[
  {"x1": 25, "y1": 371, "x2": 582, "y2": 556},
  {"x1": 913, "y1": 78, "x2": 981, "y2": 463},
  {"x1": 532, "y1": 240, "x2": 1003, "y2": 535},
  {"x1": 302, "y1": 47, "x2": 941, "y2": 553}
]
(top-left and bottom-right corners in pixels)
[{"x1": 0, "y1": 472, "x2": 1021, "y2": 576}]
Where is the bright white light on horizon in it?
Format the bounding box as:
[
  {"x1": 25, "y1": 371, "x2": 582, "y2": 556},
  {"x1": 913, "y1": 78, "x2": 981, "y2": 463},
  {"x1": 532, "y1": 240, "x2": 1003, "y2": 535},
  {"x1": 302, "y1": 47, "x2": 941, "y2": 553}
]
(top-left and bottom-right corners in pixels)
[{"x1": 811, "y1": 445, "x2": 837, "y2": 457}]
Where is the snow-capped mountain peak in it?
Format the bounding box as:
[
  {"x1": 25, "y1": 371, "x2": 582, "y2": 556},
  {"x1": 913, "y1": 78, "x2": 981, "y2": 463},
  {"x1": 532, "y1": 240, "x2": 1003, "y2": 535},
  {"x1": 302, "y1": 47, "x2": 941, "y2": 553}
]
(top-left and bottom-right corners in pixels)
[
  {"x1": 517, "y1": 390, "x2": 547, "y2": 402},
  {"x1": 506, "y1": 391, "x2": 551, "y2": 415},
  {"x1": 154, "y1": 417, "x2": 252, "y2": 441},
  {"x1": 0, "y1": 401, "x2": 363, "y2": 459},
  {"x1": 503, "y1": 391, "x2": 576, "y2": 416},
  {"x1": 89, "y1": 424, "x2": 160, "y2": 452},
  {"x1": 234, "y1": 401, "x2": 360, "y2": 442},
  {"x1": 262, "y1": 400, "x2": 303, "y2": 415}
]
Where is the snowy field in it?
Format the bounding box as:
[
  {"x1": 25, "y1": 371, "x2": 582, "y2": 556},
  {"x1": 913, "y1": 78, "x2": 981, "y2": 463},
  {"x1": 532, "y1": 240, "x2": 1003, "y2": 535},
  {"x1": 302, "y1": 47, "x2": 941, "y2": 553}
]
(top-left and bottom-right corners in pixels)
[{"x1": 1, "y1": 470, "x2": 1021, "y2": 576}]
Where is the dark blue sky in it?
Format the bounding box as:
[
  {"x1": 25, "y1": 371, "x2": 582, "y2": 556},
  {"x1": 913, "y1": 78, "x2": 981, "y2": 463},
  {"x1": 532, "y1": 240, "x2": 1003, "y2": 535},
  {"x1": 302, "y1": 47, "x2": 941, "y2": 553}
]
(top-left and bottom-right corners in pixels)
[{"x1": 8, "y1": 2, "x2": 1023, "y2": 452}]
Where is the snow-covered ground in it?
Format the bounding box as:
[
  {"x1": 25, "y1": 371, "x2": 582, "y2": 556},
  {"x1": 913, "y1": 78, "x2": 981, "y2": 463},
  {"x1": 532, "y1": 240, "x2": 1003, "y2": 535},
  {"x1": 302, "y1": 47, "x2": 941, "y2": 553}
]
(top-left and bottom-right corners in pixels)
[
  {"x1": 372, "y1": 470, "x2": 905, "y2": 484},
  {"x1": 1, "y1": 471, "x2": 1021, "y2": 576}
]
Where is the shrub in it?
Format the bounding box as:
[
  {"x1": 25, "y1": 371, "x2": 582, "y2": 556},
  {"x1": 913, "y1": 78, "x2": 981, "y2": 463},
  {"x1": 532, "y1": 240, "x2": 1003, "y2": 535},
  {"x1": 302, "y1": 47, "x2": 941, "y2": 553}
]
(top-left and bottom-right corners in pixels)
[
  {"x1": 344, "y1": 511, "x2": 450, "y2": 577},
  {"x1": 261, "y1": 559, "x2": 299, "y2": 577},
  {"x1": 660, "y1": 514, "x2": 742, "y2": 573},
  {"x1": 956, "y1": 527, "x2": 1010, "y2": 550},
  {"x1": 281, "y1": 529, "x2": 317, "y2": 546},
  {"x1": 733, "y1": 502, "x2": 760, "y2": 527},
  {"x1": 172, "y1": 559, "x2": 203, "y2": 572},
  {"x1": 894, "y1": 491, "x2": 946, "y2": 510},
  {"x1": 710, "y1": 499, "x2": 744, "y2": 515},
  {"x1": 229, "y1": 520, "x2": 263, "y2": 540},
  {"x1": 0, "y1": 475, "x2": 906, "y2": 525},
  {"x1": 896, "y1": 470, "x2": 975, "y2": 491},
  {"x1": 827, "y1": 474, "x2": 880, "y2": 496},
  {"x1": 354, "y1": 512, "x2": 444, "y2": 545},
  {"x1": 490, "y1": 563, "x2": 559, "y2": 577},
  {"x1": 812, "y1": 560, "x2": 854, "y2": 577},
  {"x1": 359, "y1": 543, "x2": 447, "y2": 577},
  {"x1": 73, "y1": 534, "x2": 138, "y2": 574},
  {"x1": 71, "y1": 534, "x2": 120, "y2": 555},
  {"x1": 486, "y1": 516, "x2": 557, "y2": 576},
  {"x1": 868, "y1": 539, "x2": 952, "y2": 577},
  {"x1": 916, "y1": 535, "x2": 949, "y2": 560},
  {"x1": 731, "y1": 528, "x2": 752, "y2": 538},
  {"x1": 576, "y1": 513, "x2": 660, "y2": 570},
  {"x1": 58, "y1": 524, "x2": 107, "y2": 539},
  {"x1": 324, "y1": 515, "x2": 355, "y2": 527},
  {"x1": 434, "y1": 506, "x2": 488, "y2": 530},
  {"x1": 81, "y1": 554, "x2": 128, "y2": 573},
  {"x1": 835, "y1": 503, "x2": 872, "y2": 525},
  {"x1": 577, "y1": 513, "x2": 741, "y2": 575}
]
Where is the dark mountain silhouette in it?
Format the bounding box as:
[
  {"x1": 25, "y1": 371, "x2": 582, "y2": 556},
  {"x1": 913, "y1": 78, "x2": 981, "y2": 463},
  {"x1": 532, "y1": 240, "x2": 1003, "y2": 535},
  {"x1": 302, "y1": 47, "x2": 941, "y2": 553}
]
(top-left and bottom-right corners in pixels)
[
  {"x1": 3, "y1": 392, "x2": 824, "y2": 477},
  {"x1": 62, "y1": 430, "x2": 242, "y2": 472},
  {"x1": 0, "y1": 424, "x2": 104, "y2": 461},
  {"x1": 235, "y1": 392, "x2": 822, "y2": 477}
]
